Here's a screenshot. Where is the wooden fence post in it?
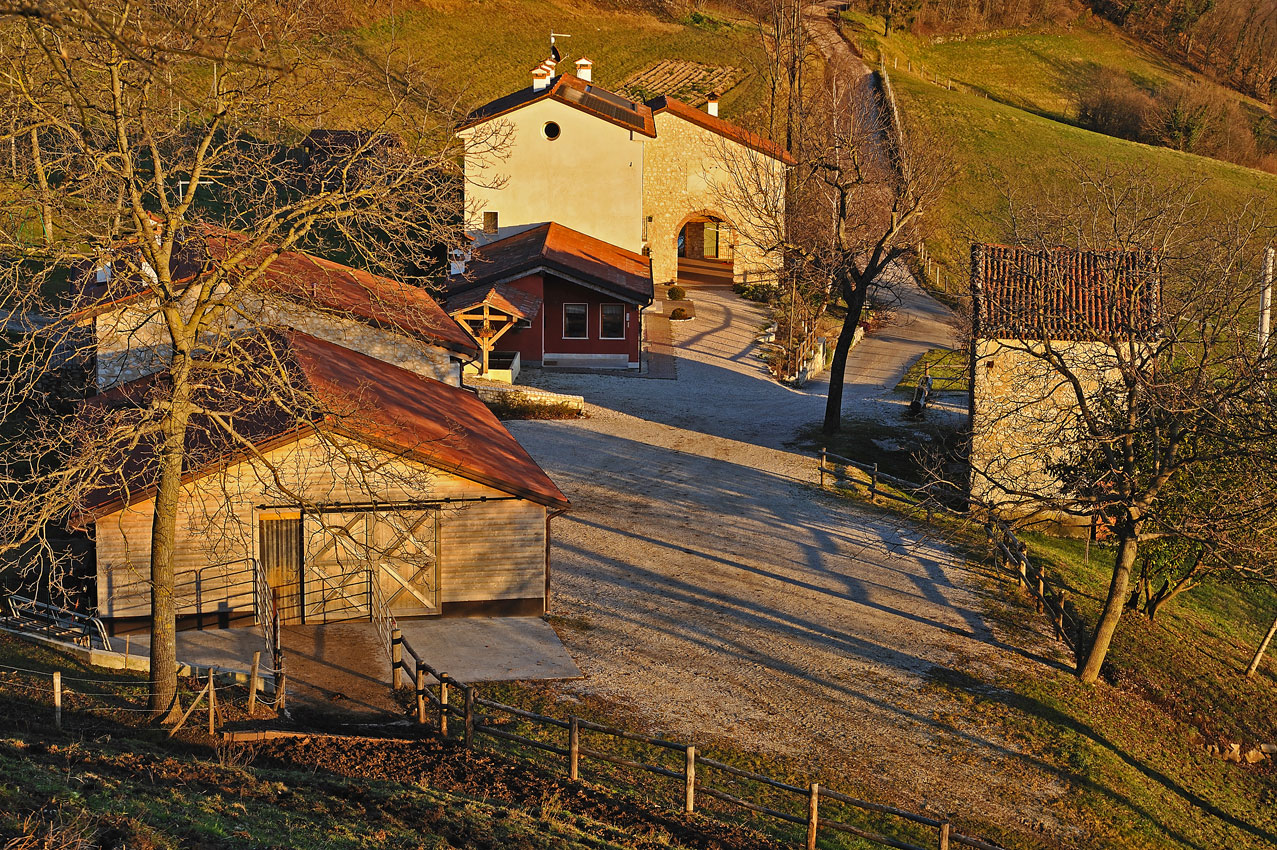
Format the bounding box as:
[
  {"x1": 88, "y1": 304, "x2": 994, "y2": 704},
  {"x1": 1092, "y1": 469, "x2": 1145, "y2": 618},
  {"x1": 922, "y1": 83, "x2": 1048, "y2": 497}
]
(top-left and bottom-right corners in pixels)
[
  {"x1": 684, "y1": 745, "x2": 696, "y2": 814},
  {"x1": 463, "y1": 686, "x2": 475, "y2": 749},
  {"x1": 391, "y1": 628, "x2": 403, "y2": 690},
  {"x1": 248, "y1": 651, "x2": 261, "y2": 714},
  {"x1": 208, "y1": 668, "x2": 217, "y2": 737},
  {"x1": 415, "y1": 663, "x2": 426, "y2": 725},
  {"x1": 439, "y1": 675, "x2": 449, "y2": 737},
  {"x1": 938, "y1": 817, "x2": 951, "y2": 849},
  {"x1": 1246, "y1": 614, "x2": 1277, "y2": 677},
  {"x1": 566, "y1": 715, "x2": 580, "y2": 780},
  {"x1": 870, "y1": 463, "x2": 879, "y2": 502},
  {"x1": 806, "y1": 783, "x2": 819, "y2": 850},
  {"x1": 52, "y1": 671, "x2": 61, "y2": 730},
  {"x1": 819, "y1": 449, "x2": 826, "y2": 488}
]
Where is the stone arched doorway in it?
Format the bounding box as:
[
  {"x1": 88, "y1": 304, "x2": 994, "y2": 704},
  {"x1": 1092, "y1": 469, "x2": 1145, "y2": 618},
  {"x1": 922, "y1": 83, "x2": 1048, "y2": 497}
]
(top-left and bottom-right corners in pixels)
[{"x1": 675, "y1": 211, "x2": 735, "y2": 287}]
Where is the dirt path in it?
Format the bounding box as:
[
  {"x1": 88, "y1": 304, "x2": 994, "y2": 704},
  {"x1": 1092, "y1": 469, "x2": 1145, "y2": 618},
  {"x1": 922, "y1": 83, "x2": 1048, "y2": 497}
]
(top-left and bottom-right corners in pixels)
[{"x1": 509, "y1": 287, "x2": 1071, "y2": 836}]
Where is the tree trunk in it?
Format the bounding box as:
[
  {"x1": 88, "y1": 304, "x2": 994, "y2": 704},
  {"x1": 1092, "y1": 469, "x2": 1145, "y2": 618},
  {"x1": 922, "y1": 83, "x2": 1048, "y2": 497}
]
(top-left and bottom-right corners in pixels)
[
  {"x1": 822, "y1": 278, "x2": 868, "y2": 434},
  {"x1": 1078, "y1": 526, "x2": 1139, "y2": 683},
  {"x1": 148, "y1": 387, "x2": 193, "y2": 721}
]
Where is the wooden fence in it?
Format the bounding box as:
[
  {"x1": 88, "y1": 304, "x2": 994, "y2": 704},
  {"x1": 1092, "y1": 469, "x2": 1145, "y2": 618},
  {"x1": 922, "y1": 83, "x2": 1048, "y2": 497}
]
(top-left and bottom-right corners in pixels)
[
  {"x1": 389, "y1": 628, "x2": 1009, "y2": 850},
  {"x1": 818, "y1": 449, "x2": 1082, "y2": 651}
]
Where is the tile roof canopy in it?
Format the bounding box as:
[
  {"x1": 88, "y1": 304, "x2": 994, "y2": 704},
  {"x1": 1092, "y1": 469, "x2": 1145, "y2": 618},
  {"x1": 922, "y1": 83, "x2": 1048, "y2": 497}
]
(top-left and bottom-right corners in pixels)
[
  {"x1": 972, "y1": 244, "x2": 1162, "y2": 342},
  {"x1": 645, "y1": 95, "x2": 796, "y2": 165},
  {"x1": 445, "y1": 282, "x2": 544, "y2": 320},
  {"x1": 461, "y1": 74, "x2": 657, "y2": 137},
  {"x1": 448, "y1": 222, "x2": 654, "y2": 306},
  {"x1": 78, "y1": 331, "x2": 569, "y2": 518},
  {"x1": 78, "y1": 225, "x2": 478, "y2": 356}
]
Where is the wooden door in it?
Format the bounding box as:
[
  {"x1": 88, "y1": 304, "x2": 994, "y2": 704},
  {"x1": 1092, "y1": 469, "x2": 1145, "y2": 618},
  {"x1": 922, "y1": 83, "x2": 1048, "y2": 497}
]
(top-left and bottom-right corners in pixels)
[
  {"x1": 259, "y1": 517, "x2": 303, "y2": 624},
  {"x1": 304, "y1": 512, "x2": 373, "y2": 623},
  {"x1": 371, "y1": 509, "x2": 440, "y2": 618}
]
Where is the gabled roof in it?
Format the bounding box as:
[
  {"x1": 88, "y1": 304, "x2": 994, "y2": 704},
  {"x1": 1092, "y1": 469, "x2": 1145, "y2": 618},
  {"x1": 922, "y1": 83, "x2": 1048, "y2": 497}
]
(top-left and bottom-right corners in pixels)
[
  {"x1": 972, "y1": 244, "x2": 1162, "y2": 342},
  {"x1": 77, "y1": 225, "x2": 478, "y2": 356},
  {"x1": 78, "y1": 331, "x2": 569, "y2": 518},
  {"x1": 645, "y1": 95, "x2": 795, "y2": 165},
  {"x1": 448, "y1": 222, "x2": 653, "y2": 306},
  {"x1": 461, "y1": 74, "x2": 657, "y2": 138},
  {"x1": 445, "y1": 282, "x2": 543, "y2": 320}
]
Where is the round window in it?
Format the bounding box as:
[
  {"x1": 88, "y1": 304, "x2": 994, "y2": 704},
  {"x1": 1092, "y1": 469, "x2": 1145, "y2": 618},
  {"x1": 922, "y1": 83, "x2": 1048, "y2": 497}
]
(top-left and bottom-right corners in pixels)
[{"x1": 543, "y1": 121, "x2": 561, "y2": 140}]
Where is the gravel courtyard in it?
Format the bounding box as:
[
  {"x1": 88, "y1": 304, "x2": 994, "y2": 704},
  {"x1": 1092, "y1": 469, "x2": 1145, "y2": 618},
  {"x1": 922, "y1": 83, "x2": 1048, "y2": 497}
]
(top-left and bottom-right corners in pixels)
[{"x1": 506, "y1": 280, "x2": 1072, "y2": 826}]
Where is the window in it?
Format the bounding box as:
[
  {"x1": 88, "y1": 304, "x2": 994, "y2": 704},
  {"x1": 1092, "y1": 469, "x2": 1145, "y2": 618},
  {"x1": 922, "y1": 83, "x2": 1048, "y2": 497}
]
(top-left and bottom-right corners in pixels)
[
  {"x1": 600, "y1": 304, "x2": 625, "y2": 339},
  {"x1": 483, "y1": 211, "x2": 498, "y2": 234},
  {"x1": 563, "y1": 304, "x2": 588, "y2": 339},
  {"x1": 543, "y1": 121, "x2": 561, "y2": 140}
]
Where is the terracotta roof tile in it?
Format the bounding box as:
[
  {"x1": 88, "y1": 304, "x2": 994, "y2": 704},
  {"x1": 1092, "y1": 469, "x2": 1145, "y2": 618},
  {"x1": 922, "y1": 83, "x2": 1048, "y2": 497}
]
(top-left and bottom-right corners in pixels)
[
  {"x1": 972, "y1": 244, "x2": 1162, "y2": 342},
  {"x1": 445, "y1": 283, "x2": 543, "y2": 319},
  {"x1": 646, "y1": 95, "x2": 795, "y2": 165}
]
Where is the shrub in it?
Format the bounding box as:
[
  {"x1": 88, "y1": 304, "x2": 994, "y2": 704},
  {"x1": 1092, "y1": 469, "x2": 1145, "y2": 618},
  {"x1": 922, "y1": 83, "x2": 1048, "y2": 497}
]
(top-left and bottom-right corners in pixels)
[
  {"x1": 1077, "y1": 68, "x2": 1155, "y2": 142},
  {"x1": 733, "y1": 280, "x2": 779, "y2": 302},
  {"x1": 667, "y1": 285, "x2": 687, "y2": 301},
  {"x1": 669, "y1": 306, "x2": 691, "y2": 320}
]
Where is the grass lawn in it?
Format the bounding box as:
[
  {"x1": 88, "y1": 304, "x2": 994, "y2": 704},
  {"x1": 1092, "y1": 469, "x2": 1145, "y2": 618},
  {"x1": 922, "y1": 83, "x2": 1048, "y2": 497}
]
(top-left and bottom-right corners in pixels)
[
  {"x1": 895, "y1": 346, "x2": 968, "y2": 393},
  {"x1": 349, "y1": 0, "x2": 772, "y2": 118}
]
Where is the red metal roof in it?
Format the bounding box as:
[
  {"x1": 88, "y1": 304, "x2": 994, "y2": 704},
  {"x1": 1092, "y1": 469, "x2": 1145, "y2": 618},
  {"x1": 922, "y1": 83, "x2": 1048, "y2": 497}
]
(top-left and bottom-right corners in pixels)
[
  {"x1": 461, "y1": 74, "x2": 657, "y2": 138},
  {"x1": 448, "y1": 222, "x2": 653, "y2": 306},
  {"x1": 78, "y1": 331, "x2": 569, "y2": 518},
  {"x1": 78, "y1": 225, "x2": 478, "y2": 356},
  {"x1": 645, "y1": 95, "x2": 796, "y2": 165},
  {"x1": 972, "y1": 244, "x2": 1162, "y2": 342}
]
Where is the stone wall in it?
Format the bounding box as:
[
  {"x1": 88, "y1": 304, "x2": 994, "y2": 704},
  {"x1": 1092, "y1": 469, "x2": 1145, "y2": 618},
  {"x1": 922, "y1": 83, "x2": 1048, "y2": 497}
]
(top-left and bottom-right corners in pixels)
[
  {"x1": 642, "y1": 112, "x2": 785, "y2": 287},
  {"x1": 969, "y1": 338, "x2": 1118, "y2": 531},
  {"x1": 94, "y1": 295, "x2": 460, "y2": 391}
]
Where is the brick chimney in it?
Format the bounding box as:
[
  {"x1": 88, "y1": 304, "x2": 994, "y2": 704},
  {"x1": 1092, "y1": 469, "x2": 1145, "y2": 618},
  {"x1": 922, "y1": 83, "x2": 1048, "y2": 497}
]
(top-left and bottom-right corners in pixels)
[
  {"x1": 575, "y1": 57, "x2": 593, "y2": 82},
  {"x1": 706, "y1": 93, "x2": 719, "y2": 117}
]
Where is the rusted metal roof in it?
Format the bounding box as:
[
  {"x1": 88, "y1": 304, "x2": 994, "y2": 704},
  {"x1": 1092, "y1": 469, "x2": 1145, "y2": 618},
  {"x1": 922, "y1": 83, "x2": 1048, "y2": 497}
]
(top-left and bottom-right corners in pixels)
[
  {"x1": 645, "y1": 95, "x2": 796, "y2": 165},
  {"x1": 448, "y1": 222, "x2": 653, "y2": 306},
  {"x1": 78, "y1": 331, "x2": 569, "y2": 519},
  {"x1": 461, "y1": 73, "x2": 657, "y2": 138},
  {"x1": 972, "y1": 244, "x2": 1162, "y2": 342},
  {"x1": 77, "y1": 225, "x2": 478, "y2": 356},
  {"x1": 445, "y1": 283, "x2": 543, "y2": 320}
]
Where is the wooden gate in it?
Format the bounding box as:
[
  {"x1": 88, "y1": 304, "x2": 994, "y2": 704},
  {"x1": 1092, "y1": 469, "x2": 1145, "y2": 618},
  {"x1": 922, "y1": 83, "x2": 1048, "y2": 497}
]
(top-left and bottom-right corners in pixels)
[
  {"x1": 304, "y1": 511, "x2": 373, "y2": 623},
  {"x1": 372, "y1": 509, "x2": 440, "y2": 618},
  {"x1": 259, "y1": 515, "x2": 303, "y2": 624}
]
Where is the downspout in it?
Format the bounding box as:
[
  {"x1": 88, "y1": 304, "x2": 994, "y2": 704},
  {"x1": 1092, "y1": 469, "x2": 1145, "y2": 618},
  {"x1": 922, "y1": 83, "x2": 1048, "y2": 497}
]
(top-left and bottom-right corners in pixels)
[{"x1": 545, "y1": 507, "x2": 568, "y2": 610}]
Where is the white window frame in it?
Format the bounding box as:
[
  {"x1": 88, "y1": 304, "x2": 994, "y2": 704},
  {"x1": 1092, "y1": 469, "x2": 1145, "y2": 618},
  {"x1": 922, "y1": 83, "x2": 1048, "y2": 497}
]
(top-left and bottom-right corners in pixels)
[
  {"x1": 563, "y1": 303, "x2": 588, "y2": 339},
  {"x1": 599, "y1": 303, "x2": 626, "y2": 339}
]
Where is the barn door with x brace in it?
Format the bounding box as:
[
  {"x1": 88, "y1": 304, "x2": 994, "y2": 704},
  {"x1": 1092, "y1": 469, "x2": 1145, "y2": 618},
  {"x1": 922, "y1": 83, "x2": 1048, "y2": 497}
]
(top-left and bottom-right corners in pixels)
[
  {"x1": 303, "y1": 511, "x2": 374, "y2": 623},
  {"x1": 371, "y1": 509, "x2": 440, "y2": 618}
]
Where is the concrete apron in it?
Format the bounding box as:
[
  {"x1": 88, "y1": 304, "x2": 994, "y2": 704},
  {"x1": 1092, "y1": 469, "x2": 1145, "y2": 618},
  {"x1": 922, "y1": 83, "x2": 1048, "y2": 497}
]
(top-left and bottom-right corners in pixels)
[{"x1": 122, "y1": 616, "x2": 581, "y2": 719}]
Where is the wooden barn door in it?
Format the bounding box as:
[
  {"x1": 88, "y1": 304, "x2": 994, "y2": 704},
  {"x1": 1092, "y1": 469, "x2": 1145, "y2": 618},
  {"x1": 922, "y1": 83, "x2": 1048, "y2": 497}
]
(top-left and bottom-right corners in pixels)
[
  {"x1": 371, "y1": 509, "x2": 440, "y2": 618},
  {"x1": 303, "y1": 512, "x2": 373, "y2": 623},
  {"x1": 259, "y1": 516, "x2": 303, "y2": 624}
]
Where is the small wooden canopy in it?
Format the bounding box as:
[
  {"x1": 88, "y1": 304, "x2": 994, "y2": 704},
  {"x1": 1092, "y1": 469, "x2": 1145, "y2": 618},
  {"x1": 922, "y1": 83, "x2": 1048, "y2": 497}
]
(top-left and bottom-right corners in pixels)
[{"x1": 445, "y1": 283, "x2": 544, "y2": 375}]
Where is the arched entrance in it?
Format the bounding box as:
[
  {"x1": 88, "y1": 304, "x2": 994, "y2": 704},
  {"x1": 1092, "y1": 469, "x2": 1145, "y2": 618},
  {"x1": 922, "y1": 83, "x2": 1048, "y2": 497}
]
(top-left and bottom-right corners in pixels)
[{"x1": 675, "y1": 211, "x2": 735, "y2": 287}]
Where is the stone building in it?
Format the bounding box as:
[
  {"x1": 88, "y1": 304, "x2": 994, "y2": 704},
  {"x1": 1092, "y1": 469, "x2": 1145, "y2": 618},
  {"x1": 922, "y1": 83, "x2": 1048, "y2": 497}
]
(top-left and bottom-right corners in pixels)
[
  {"x1": 968, "y1": 244, "x2": 1161, "y2": 530},
  {"x1": 458, "y1": 58, "x2": 793, "y2": 288}
]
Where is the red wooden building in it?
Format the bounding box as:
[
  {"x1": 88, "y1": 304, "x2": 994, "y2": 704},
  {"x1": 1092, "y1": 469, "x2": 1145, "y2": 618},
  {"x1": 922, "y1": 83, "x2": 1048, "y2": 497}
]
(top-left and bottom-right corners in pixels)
[{"x1": 445, "y1": 222, "x2": 654, "y2": 373}]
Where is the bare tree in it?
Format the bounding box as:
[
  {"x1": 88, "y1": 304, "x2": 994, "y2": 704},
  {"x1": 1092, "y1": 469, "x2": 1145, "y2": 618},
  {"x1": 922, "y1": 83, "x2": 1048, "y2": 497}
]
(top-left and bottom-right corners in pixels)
[
  {"x1": 969, "y1": 162, "x2": 1277, "y2": 684},
  {"x1": 0, "y1": 1, "x2": 502, "y2": 718}
]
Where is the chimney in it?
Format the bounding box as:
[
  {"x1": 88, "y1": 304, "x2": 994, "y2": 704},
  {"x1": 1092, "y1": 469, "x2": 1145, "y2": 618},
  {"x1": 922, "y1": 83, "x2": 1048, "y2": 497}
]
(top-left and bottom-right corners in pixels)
[
  {"x1": 532, "y1": 63, "x2": 552, "y2": 91},
  {"x1": 575, "y1": 57, "x2": 593, "y2": 82},
  {"x1": 706, "y1": 93, "x2": 719, "y2": 118}
]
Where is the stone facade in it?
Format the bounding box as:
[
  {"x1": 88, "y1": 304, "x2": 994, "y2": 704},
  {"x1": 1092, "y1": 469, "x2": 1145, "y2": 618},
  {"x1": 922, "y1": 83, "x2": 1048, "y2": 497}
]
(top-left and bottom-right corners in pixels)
[
  {"x1": 642, "y1": 110, "x2": 784, "y2": 287},
  {"x1": 969, "y1": 338, "x2": 1119, "y2": 531}
]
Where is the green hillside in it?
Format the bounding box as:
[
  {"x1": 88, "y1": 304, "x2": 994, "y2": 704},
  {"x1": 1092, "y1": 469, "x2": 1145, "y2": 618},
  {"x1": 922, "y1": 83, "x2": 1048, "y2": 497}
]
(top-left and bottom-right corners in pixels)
[{"x1": 348, "y1": 0, "x2": 771, "y2": 117}]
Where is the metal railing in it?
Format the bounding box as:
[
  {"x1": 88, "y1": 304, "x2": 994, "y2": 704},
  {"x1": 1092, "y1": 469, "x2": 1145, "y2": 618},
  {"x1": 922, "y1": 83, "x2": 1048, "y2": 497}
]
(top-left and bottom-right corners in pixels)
[
  {"x1": 3, "y1": 594, "x2": 112, "y2": 651},
  {"x1": 369, "y1": 565, "x2": 398, "y2": 665}
]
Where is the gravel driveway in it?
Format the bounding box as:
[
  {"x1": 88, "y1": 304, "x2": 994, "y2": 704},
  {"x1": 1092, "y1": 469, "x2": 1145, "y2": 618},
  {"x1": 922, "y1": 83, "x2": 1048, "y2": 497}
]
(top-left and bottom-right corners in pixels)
[{"x1": 506, "y1": 282, "x2": 1070, "y2": 829}]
